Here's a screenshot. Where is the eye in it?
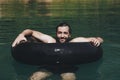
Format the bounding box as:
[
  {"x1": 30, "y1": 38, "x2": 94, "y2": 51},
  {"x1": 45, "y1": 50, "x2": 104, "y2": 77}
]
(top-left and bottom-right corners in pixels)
[
  {"x1": 57, "y1": 31, "x2": 62, "y2": 34},
  {"x1": 64, "y1": 32, "x2": 69, "y2": 34}
]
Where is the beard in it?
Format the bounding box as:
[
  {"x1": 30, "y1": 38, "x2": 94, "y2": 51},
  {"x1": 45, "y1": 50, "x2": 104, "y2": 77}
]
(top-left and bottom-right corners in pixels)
[
  {"x1": 59, "y1": 38, "x2": 66, "y2": 43},
  {"x1": 56, "y1": 37, "x2": 70, "y2": 43}
]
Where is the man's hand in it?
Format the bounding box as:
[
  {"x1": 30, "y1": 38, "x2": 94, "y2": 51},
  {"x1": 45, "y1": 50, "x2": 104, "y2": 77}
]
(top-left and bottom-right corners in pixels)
[
  {"x1": 89, "y1": 37, "x2": 102, "y2": 47},
  {"x1": 12, "y1": 34, "x2": 27, "y2": 47}
]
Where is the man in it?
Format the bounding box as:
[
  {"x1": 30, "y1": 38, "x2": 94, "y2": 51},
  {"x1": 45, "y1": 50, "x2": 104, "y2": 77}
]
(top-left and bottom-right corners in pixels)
[
  {"x1": 12, "y1": 22, "x2": 103, "y2": 80},
  {"x1": 12, "y1": 22, "x2": 103, "y2": 47}
]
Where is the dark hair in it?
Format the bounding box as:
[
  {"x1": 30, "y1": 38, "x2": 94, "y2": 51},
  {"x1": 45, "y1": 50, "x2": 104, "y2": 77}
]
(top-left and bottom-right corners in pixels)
[{"x1": 56, "y1": 22, "x2": 72, "y2": 34}]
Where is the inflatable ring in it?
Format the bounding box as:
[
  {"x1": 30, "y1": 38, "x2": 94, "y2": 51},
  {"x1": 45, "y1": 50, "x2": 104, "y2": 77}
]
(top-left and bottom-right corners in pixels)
[{"x1": 11, "y1": 42, "x2": 103, "y2": 65}]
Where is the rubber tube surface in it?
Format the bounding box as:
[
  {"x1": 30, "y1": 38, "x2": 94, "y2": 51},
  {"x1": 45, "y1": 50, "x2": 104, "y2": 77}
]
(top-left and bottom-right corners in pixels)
[{"x1": 11, "y1": 42, "x2": 103, "y2": 65}]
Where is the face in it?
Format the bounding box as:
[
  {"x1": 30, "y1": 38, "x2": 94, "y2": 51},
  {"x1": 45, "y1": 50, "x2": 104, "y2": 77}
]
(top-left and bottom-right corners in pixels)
[{"x1": 56, "y1": 26, "x2": 71, "y2": 43}]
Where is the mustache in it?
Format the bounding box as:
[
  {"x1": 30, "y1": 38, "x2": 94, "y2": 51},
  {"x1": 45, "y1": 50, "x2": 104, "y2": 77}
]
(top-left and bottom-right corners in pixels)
[{"x1": 60, "y1": 37, "x2": 65, "y2": 39}]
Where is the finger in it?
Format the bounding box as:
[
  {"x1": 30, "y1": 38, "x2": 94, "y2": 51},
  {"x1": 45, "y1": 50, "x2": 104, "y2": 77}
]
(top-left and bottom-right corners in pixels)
[
  {"x1": 95, "y1": 41, "x2": 100, "y2": 47},
  {"x1": 96, "y1": 42, "x2": 100, "y2": 47},
  {"x1": 12, "y1": 43, "x2": 15, "y2": 47},
  {"x1": 23, "y1": 37, "x2": 27, "y2": 42},
  {"x1": 12, "y1": 40, "x2": 17, "y2": 47},
  {"x1": 91, "y1": 39, "x2": 99, "y2": 47},
  {"x1": 19, "y1": 38, "x2": 27, "y2": 44}
]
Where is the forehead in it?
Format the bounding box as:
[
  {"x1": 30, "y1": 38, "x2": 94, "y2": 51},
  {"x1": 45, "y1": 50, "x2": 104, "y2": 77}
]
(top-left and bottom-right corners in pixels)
[{"x1": 57, "y1": 26, "x2": 69, "y2": 31}]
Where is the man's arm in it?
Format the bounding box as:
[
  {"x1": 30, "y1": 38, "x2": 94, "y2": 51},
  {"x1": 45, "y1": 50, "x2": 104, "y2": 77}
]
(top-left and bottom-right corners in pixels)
[
  {"x1": 12, "y1": 29, "x2": 56, "y2": 47},
  {"x1": 70, "y1": 37, "x2": 103, "y2": 47}
]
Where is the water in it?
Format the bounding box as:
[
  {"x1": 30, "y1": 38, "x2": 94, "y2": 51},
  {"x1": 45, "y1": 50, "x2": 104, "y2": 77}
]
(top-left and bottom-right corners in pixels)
[{"x1": 0, "y1": 0, "x2": 120, "y2": 80}]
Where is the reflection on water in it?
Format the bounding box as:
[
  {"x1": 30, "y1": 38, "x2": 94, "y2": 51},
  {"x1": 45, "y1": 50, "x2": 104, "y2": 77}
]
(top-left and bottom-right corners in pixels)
[
  {"x1": 0, "y1": 0, "x2": 119, "y2": 18},
  {"x1": 0, "y1": 0, "x2": 120, "y2": 80},
  {"x1": 0, "y1": 0, "x2": 119, "y2": 44},
  {"x1": 76, "y1": 59, "x2": 103, "y2": 80},
  {"x1": 11, "y1": 59, "x2": 103, "y2": 80},
  {"x1": 0, "y1": 0, "x2": 52, "y2": 17}
]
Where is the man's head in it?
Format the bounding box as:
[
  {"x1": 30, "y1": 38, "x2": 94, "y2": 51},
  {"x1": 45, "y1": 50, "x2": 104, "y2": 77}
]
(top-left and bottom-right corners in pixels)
[{"x1": 56, "y1": 22, "x2": 72, "y2": 43}]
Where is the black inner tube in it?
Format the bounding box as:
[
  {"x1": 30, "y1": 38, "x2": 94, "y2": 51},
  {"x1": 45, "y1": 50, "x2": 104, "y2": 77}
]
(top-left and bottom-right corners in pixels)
[{"x1": 11, "y1": 42, "x2": 103, "y2": 65}]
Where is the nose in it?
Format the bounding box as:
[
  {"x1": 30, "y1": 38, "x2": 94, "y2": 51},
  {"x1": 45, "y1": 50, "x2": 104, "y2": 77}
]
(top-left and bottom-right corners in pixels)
[{"x1": 61, "y1": 33, "x2": 64, "y2": 37}]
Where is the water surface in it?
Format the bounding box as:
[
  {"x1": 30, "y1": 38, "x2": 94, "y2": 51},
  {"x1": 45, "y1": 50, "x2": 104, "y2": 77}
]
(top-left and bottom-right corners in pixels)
[{"x1": 0, "y1": 0, "x2": 120, "y2": 80}]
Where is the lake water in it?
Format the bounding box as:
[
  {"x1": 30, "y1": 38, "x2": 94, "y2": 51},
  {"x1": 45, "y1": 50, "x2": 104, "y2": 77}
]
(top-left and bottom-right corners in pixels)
[{"x1": 0, "y1": 0, "x2": 120, "y2": 80}]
